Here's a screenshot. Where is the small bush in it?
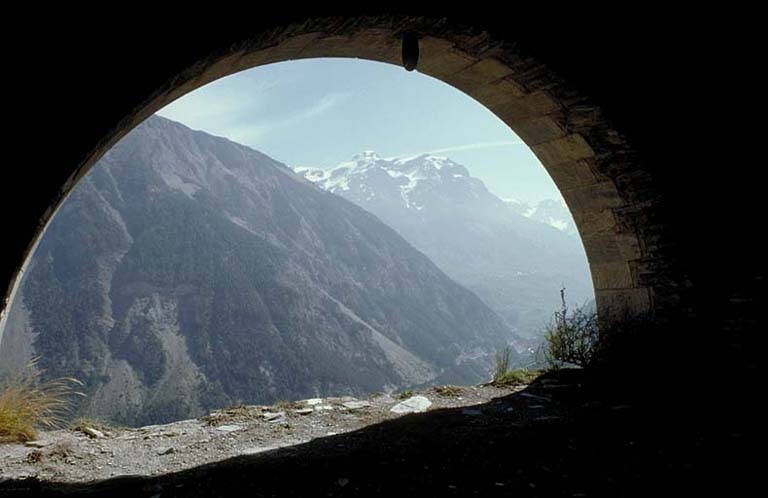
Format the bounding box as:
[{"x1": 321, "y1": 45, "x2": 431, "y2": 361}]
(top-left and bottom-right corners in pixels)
[
  {"x1": 432, "y1": 385, "x2": 463, "y2": 397},
  {"x1": 493, "y1": 368, "x2": 540, "y2": 386},
  {"x1": 492, "y1": 346, "x2": 513, "y2": 383},
  {"x1": 0, "y1": 357, "x2": 83, "y2": 443},
  {"x1": 491, "y1": 346, "x2": 540, "y2": 386},
  {"x1": 541, "y1": 288, "x2": 601, "y2": 369}
]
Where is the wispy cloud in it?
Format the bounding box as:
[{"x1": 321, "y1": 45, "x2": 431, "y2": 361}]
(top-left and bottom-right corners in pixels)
[
  {"x1": 425, "y1": 140, "x2": 525, "y2": 155},
  {"x1": 392, "y1": 140, "x2": 525, "y2": 159},
  {"x1": 158, "y1": 76, "x2": 281, "y2": 128},
  {"x1": 230, "y1": 92, "x2": 351, "y2": 144}
]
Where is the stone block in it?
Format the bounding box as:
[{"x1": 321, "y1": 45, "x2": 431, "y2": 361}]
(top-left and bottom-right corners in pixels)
[
  {"x1": 562, "y1": 181, "x2": 623, "y2": 213},
  {"x1": 470, "y1": 77, "x2": 527, "y2": 108},
  {"x1": 596, "y1": 288, "x2": 653, "y2": 317},
  {"x1": 512, "y1": 116, "x2": 565, "y2": 145},
  {"x1": 591, "y1": 262, "x2": 635, "y2": 289},
  {"x1": 493, "y1": 91, "x2": 560, "y2": 123},
  {"x1": 533, "y1": 134, "x2": 594, "y2": 166},
  {"x1": 571, "y1": 208, "x2": 617, "y2": 236},
  {"x1": 546, "y1": 159, "x2": 600, "y2": 190},
  {"x1": 444, "y1": 57, "x2": 514, "y2": 91},
  {"x1": 418, "y1": 39, "x2": 477, "y2": 78}
]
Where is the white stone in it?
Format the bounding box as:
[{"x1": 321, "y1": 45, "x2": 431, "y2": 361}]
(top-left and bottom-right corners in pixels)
[
  {"x1": 342, "y1": 401, "x2": 372, "y2": 410},
  {"x1": 82, "y1": 427, "x2": 105, "y2": 439},
  {"x1": 261, "y1": 411, "x2": 285, "y2": 421},
  {"x1": 242, "y1": 446, "x2": 278, "y2": 455},
  {"x1": 24, "y1": 441, "x2": 48, "y2": 448},
  {"x1": 215, "y1": 424, "x2": 244, "y2": 432},
  {"x1": 305, "y1": 398, "x2": 324, "y2": 405},
  {"x1": 390, "y1": 396, "x2": 432, "y2": 414}
]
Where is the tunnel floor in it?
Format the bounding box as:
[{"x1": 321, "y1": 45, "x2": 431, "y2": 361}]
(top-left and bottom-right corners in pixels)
[{"x1": 0, "y1": 369, "x2": 757, "y2": 497}]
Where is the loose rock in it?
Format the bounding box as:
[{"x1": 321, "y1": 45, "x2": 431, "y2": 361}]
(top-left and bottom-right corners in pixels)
[
  {"x1": 342, "y1": 401, "x2": 372, "y2": 410},
  {"x1": 81, "y1": 427, "x2": 105, "y2": 439},
  {"x1": 390, "y1": 396, "x2": 432, "y2": 414},
  {"x1": 215, "y1": 424, "x2": 245, "y2": 433},
  {"x1": 24, "y1": 441, "x2": 49, "y2": 448},
  {"x1": 262, "y1": 412, "x2": 285, "y2": 421}
]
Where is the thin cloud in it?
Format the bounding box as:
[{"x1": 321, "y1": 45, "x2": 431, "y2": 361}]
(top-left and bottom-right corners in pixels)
[
  {"x1": 158, "y1": 76, "x2": 281, "y2": 128},
  {"x1": 427, "y1": 140, "x2": 525, "y2": 154},
  {"x1": 394, "y1": 140, "x2": 525, "y2": 159},
  {"x1": 230, "y1": 92, "x2": 351, "y2": 143}
]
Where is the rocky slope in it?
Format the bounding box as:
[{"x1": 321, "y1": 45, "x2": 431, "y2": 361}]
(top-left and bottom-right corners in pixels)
[
  {"x1": 0, "y1": 117, "x2": 517, "y2": 426},
  {"x1": 295, "y1": 153, "x2": 593, "y2": 344}
]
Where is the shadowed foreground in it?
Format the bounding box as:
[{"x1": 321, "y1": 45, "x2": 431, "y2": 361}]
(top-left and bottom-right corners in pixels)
[{"x1": 0, "y1": 369, "x2": 758, "y2": 497}]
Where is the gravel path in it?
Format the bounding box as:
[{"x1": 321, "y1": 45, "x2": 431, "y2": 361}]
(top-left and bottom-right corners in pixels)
[{"x1": 0, "y1": 383, "x2": 528, "y2": 483}]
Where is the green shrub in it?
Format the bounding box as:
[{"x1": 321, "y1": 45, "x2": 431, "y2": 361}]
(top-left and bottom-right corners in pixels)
[{"x1": 541, "y1": 288, "x2": 601, "y2": 369}]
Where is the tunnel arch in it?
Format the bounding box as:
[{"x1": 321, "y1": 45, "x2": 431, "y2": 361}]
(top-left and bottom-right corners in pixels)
[{"x1": 1, "y1": 16, "x2": 661, "y2": 332}]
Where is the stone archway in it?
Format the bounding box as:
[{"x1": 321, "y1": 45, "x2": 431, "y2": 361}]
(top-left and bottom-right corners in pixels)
[{"x1": 0, "y1": 17, "x2": 663, "y2": 332}]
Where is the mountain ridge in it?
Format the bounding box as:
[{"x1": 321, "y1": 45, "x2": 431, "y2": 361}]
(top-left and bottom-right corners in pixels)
[
  {"x1": 294, "y1": 152, "x2": 594, "y2": 345},
  {"x1": 0, "y1": 116, "x2": 518, "y2": 426}
]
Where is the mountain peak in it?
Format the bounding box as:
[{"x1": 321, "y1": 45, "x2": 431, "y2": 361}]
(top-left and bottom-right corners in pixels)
[
  {"x1": 354, "y1": 150, "x2": 380, "y2": 160},
  {"x1": 348, "y1": 150, "x2": 382, "y2": 164}
]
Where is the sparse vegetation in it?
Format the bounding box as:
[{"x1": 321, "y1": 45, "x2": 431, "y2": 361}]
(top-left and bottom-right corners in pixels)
[
  {"x1": 69, "y1": 417, "x2": 113, "y2": 434},
  {"x1": 540, "y1": 288, "x2": 601, "y2": 369},
  {"x1": 492, "y1": 346, "x2": 513, "y2": 383},
  {"x1": 396, "y1": 390, "x2": 415, "y2": 400},
  {"x1": 491, "y1": 346, "x2": 540, "y2": 386},
  {"x1": 432, "y1": 385, "x2": 463, "y2": 397},
  {"x1": 0, "y1": 357, "x2": 83, "y2": 443},
  {"x1": 492, "y1": 369, "x2": 540, "y2": 386},
  {"x1": 274, "y1": 400, "x2": 304, "y2": 411}
]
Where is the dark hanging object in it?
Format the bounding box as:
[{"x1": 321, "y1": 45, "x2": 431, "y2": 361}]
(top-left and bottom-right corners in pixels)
[{"x1": 401, "y1": 32, "x2": 419, "y2": 71}]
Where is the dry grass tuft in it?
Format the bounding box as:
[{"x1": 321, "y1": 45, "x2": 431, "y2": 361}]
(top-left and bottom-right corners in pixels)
[
  {"x1": 492, "y1": 347, "x2": 514, "y2": 383},
  {"x1": 432, "y1": 385, "x2": 464, "y2": 397},
  {"x1": 491, "y1": 346, "x2": 541, "y2": 386},
  {"x1": 0, "y1": 357, "x2": 83, "y2": 443},
  {"x1": 492, "y1": 368, "x2": 541, "y2": 386}
]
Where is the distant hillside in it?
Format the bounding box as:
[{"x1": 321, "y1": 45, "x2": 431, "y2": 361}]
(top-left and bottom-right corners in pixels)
[
  {"x1": 296, "y1": 153, "x2": 593, "y2": 346},
  {"x1": 504, "y1": 197, "x2": 579, "y2": 238}
]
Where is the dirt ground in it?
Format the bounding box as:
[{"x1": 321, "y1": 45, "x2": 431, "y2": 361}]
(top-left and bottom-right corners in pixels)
[
  {"x1": 0, "y1": 383, "x2": 529, "y2": 484},
  {"x1": 0, "y1": 370, "x2": 759, "y2": 497}
]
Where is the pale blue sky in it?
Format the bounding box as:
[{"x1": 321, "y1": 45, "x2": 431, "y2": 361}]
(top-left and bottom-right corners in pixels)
[{"x1": 158, "y1": 58, "x2": 561, "y2": 204}]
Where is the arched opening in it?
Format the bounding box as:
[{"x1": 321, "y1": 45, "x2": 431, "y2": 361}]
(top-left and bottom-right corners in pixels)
[
  {"x1": 1, "y1": 14, "x2": 760, "y2": 496},
  {"x1": 1, "y1": 54, "x2": 597, "y2": 424},
  {"x1": 0, "y1": 19, "x2": 657, "y2": 338}
]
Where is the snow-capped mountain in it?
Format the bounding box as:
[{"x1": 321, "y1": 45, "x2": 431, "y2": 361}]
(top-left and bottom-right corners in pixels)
[
  {"x1": 504, "y1": 197, "x2": 579, "y2": 237},
  {"x1": 295, "y1": 153, "x2": 594, "y2": 346},
  {"x1": 296, "y1": 152, "x2": 487, "y2": 213}
]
